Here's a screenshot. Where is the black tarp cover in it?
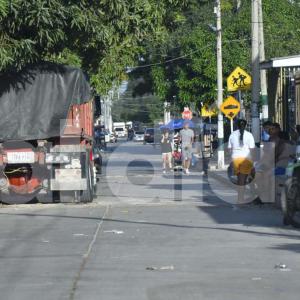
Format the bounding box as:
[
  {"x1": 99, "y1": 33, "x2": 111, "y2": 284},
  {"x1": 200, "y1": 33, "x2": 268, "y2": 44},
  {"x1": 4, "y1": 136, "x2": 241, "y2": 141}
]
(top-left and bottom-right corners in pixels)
[{"x1": 0, "y1": 63, "x2": 91, "y2": 141}]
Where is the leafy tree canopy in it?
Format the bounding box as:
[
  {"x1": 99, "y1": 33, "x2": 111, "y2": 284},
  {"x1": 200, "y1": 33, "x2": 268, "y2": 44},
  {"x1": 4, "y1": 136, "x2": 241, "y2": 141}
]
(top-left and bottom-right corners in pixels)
[
  {"x1": 0, "y1": 0, "x2": 187, "y2": 94},
  {"x1": 130, "y1": 0, "x2": 300, "y2": 111}
]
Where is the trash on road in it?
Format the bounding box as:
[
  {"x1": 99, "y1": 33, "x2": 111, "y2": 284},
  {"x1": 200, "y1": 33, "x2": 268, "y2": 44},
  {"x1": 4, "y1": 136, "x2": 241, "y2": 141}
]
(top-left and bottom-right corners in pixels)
[
  {"x1": 160, "y1": 265, "x2": 175, "y2": 270},
  {"x1": 73, "y1": 233, "x2": 89, "y2": 237},
  {"x1": 274, "y1": 263, "x2": 291, "y2": 271},
  {"x1": 146, "y1": 265, "x2": 175, "y2": 271},
  {"x1": 251, "y1": 277, "x2": 262, "y2": 281},
  {"x1": 104, "y1": 230, "x2": 124, "y2": 235},
  {"x1": 146, "y1": 266, "x2": 157, "y2": 271}
]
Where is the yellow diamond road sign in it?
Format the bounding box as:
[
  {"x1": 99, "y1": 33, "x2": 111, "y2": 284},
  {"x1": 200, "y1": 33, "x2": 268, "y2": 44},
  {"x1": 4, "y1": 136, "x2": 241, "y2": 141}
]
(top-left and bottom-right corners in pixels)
[
  {"x1": 227, "y1": 67, "x2": 252, "y2": 92},
  {"x1": 201, "y1": 106, "x2": 217, "y2": 117},
  {"x1": 220, "y1": 96, "x2": 240, "y2": 119}
]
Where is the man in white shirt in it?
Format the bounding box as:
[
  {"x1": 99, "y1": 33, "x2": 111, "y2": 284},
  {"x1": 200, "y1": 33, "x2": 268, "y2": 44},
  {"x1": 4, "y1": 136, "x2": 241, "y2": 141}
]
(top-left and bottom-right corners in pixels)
[{"x1": 228, "y1": 119, "x2": 255, "y2": 204}]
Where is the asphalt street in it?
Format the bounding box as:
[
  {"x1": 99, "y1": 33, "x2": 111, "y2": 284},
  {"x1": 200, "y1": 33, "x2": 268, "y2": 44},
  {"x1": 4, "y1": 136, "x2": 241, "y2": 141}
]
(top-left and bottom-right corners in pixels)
[{"x1": 0, "y1": 140, "x2": 300, "y2": 300}]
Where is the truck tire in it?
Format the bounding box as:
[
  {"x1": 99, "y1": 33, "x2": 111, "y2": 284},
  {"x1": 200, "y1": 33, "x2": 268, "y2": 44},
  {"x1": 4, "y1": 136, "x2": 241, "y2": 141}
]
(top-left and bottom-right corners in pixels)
[{"x1": 79, "y1": 151, "x2": 94, "y2": 203}]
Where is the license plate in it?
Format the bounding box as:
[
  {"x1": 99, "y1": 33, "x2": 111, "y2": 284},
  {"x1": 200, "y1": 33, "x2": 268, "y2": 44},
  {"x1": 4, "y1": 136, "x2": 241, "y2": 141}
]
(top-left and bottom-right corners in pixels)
[{"x1": 7, "y1": 152, "x2": 35, "y2": 164}]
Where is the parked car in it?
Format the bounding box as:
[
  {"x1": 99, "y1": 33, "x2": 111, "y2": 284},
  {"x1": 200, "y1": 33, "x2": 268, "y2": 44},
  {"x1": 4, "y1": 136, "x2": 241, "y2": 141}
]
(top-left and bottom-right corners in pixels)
[
  {"x1": 104, "y1": 130, "x2": 110, "y2": 143},
  {"x1": 144, "y1": 128, "x2": 154, "y2": 144},
  {"x1": 114, "y1": 127, "x2": 126, "y2": 137},
  {"x1": 133, "y1": 131, "x2": 145, "y2": 142}
]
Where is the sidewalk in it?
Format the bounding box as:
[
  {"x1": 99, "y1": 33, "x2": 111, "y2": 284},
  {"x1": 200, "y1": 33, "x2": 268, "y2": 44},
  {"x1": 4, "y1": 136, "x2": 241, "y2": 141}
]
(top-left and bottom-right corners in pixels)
[{"x1": 207, "y1": 165, "x2": 281, "y2": 207}]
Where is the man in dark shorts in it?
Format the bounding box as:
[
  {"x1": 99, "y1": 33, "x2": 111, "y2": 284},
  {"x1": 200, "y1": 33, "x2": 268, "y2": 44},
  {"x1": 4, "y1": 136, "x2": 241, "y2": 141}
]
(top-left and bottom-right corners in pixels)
[{"x1": 161, "y1": 130, "x2": 173, "y2": 174}]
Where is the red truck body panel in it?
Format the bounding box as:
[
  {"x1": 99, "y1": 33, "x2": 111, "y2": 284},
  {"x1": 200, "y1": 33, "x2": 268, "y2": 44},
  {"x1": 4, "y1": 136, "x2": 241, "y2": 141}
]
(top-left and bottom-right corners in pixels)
[{"x1": 63, "y1": 101, "x2": 94, "y2": 139}]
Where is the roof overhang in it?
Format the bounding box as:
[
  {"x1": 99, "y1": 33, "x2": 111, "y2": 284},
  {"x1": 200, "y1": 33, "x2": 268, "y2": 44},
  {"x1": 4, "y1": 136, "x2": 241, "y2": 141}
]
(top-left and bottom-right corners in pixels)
[{"x1": 260, "y1": 55, "x2": 300, "y2": 69}]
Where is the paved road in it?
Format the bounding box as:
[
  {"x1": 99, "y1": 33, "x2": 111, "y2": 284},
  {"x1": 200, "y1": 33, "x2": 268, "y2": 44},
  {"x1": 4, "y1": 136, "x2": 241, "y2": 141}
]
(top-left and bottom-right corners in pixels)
[{"x1": 0, "y1": 141, "x2": 300, "y2": 300}]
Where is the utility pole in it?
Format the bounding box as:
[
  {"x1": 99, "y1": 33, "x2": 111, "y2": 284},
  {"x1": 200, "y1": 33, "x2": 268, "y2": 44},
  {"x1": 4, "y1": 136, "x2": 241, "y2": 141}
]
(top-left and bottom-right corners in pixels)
[
  {"x1": 236, "y1": 1, "x2": 245, "y2": 120},
  {"x1": 251, "y1": 0, "x2": 261, "y2": 144},
  {"x1": 215, "y1": 0, "x2": 225, "y2": 169},
  {"x1": 258, "y1": 0, "x2": 268, "y2": 121},
  {"x1": 108, "y1": 90, "x2": 113, "y2": 132},
  {"x1": 164, "y1": 102, "x2": 171, "y2": 124}
]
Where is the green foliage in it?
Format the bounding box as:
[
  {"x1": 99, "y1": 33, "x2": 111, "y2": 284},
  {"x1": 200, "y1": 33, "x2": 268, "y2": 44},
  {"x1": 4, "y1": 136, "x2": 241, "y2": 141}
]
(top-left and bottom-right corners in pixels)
[
  {"x1": 263, "y1": 0, "x2": 300, "y2": 58},
  {"x1": 0, "y1": 0, "x2": 8, "y2": 18},
  {"x1": 47, "y1": 48, "x2": 82, "y2": 68},
  {"x1": 0, "y1": 0, "x2": 187, "y2": 94},
  {"x1": 2, "y1": 0, "x2": 300, "y2": 103},
  {"x1": 134, "y1": 0, "x2": 300, "y2": 110}
]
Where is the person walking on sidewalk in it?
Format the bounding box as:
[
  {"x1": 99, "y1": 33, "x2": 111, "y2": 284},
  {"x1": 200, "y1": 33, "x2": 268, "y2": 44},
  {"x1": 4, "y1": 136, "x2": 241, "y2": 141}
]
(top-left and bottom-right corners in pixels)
[
  {"x1": 228, "y1": 119, "x2": 255, "y2": 204},
  {"x1": 161, "y1": 130, "x2": 173, "y2": 174},
  {"x1": 180, "y1": 121, "x2": 194, "y2": 175}
]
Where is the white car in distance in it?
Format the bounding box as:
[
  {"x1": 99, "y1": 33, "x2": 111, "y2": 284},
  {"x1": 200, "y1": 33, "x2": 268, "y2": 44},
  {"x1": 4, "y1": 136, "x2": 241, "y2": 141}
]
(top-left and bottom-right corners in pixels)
[
  {"x1": 133, "y1": 131, "x2": 145, "y2": 142},
  {"x1": 114, "y1": 127, "x2": 126, "y2": 137}
]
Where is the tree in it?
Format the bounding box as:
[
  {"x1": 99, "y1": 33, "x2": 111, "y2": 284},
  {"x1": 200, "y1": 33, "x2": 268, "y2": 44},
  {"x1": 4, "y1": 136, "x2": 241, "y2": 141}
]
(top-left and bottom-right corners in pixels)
[
  {"x1": 0, "y1": 0, "x2": 187, "y2": 94},
  {"x1": 112, "y1": 79, "x2": 163, "y2": 124},
  {"x1": 131, "y1": 0, "x2": 300, "y2": 110}
]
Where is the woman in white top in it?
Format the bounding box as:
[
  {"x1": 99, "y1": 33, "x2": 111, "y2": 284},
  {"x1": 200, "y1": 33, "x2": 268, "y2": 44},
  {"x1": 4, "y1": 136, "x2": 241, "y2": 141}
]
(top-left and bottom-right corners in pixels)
[{"x1": 228, "y1": 119, "x2": 255, "y2": 204}]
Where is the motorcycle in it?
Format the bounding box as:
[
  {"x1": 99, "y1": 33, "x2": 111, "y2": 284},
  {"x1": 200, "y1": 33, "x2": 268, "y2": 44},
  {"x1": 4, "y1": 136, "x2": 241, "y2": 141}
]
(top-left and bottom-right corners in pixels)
[{"x1": 281, "y1": 151, "x2": 300, "y2": 228}]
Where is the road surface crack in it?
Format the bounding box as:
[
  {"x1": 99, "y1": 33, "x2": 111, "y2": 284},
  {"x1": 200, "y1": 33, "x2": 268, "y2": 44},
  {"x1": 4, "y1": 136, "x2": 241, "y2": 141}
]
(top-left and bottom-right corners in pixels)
[{"x1": 69, "y1": 205, "x2": 110, "y2": 300}]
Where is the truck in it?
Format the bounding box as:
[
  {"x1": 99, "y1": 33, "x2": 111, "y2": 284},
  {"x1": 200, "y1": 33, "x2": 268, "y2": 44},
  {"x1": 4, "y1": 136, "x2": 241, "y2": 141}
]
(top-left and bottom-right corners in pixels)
[
  {"x1": 0, "y1": 63, "x2": 96, "y2": 204},
  {"x1": 126, "y1": 121, "x2": 133, "y2": 130},
  {"x1": 113, "y1": 122, "x2": 126, "y2": 137}
]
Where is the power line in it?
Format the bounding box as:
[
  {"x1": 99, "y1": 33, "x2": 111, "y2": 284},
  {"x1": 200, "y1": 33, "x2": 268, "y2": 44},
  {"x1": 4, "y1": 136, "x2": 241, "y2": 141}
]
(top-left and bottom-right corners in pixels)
[{"x1": 129, "y1": 38, "x2": 251, "y2": 70}]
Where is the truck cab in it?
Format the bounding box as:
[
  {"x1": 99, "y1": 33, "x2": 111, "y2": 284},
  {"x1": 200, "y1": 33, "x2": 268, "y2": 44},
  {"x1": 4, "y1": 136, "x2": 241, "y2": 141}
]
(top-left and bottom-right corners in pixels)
[{"x1": 113, "y1": 122, "x2": 126, "y2": 137}]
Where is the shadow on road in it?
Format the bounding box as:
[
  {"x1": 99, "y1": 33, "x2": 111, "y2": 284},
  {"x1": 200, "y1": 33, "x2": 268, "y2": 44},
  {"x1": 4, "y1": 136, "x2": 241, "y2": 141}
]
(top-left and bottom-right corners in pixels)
[
  {"x1": 269, "y1": 243, "x2": 300, "y2": 253},
  {"x1": 0, "y1": 212, "x2": 299, "y2": 240}
]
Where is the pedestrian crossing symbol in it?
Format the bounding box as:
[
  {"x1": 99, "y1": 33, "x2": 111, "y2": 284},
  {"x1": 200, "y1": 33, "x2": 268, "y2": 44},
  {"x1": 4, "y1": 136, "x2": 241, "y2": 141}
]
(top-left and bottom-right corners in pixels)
[{"x1": 227, "y1": 67, "x2": 252, "y2": 92}]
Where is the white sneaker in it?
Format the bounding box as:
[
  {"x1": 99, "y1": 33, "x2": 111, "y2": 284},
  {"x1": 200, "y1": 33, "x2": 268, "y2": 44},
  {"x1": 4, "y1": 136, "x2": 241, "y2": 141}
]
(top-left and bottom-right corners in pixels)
[
  {"x1": 186, "y1": 169, "x2": 190, "y2": 175},
  {"x1": 163, "y1": 170, "x2": 166, "y2": 174}
]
